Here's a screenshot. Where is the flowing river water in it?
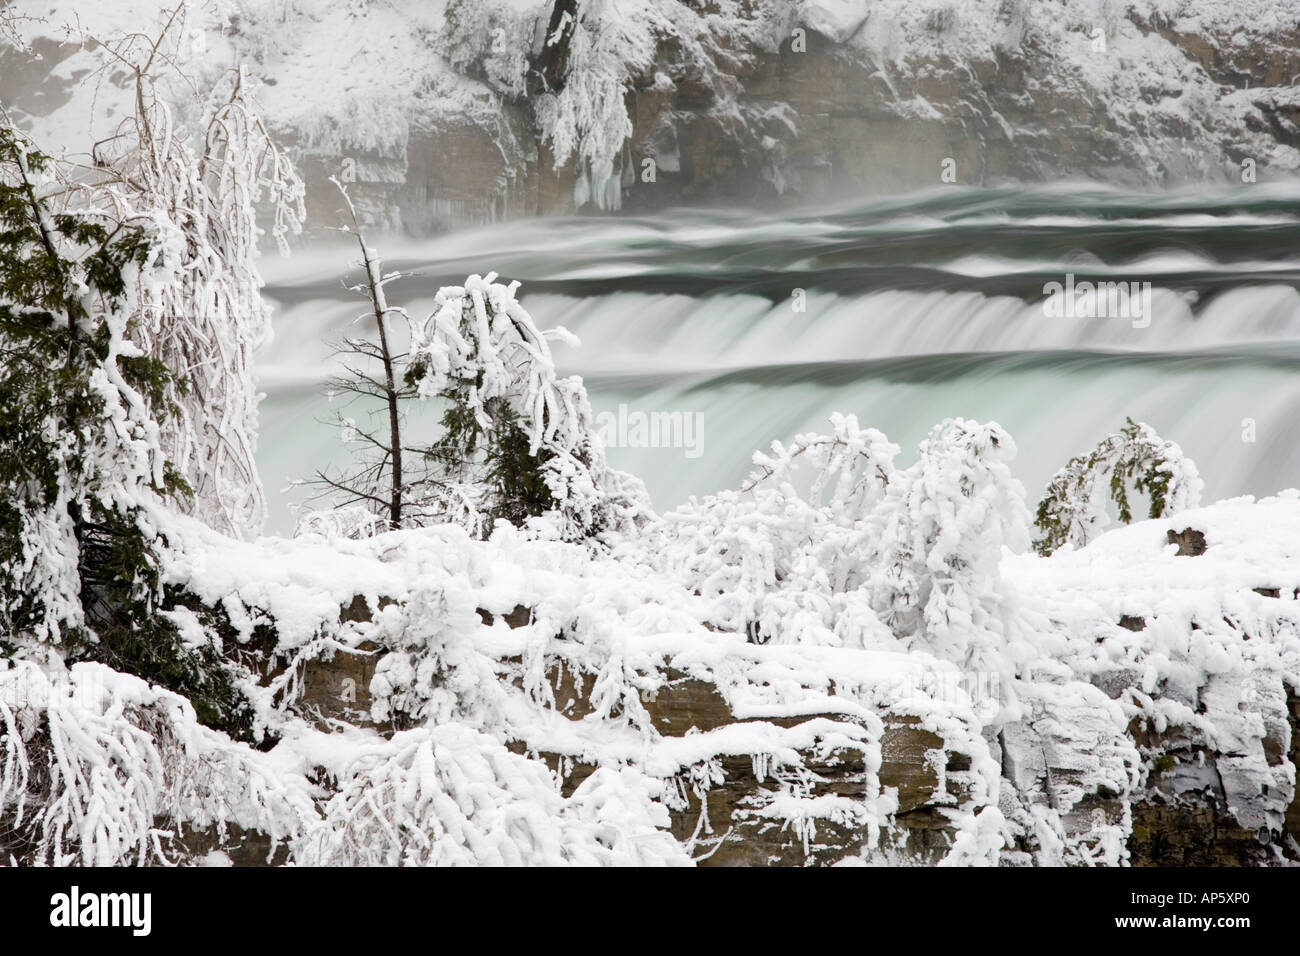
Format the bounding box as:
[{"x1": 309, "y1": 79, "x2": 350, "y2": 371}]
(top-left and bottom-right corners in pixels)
[{"x1": 256, "y1": 182, "x2": 1300, "y2": 535}]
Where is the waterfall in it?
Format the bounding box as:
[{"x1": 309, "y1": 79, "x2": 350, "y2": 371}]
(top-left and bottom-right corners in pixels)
[{"x1": 256, "y1": 183, "x2": 1300, "y2": 534}]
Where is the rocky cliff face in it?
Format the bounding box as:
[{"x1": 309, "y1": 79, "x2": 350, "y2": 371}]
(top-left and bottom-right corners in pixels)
[
  {"x1": 289, "y1": 579, "x2": 1300, "y2": 867},
  {"x1": 266, "y1": 505, "x2": 1300, "y2": 867},
  {"x1": 5, "y1": 1, "x2": 1296, "y2": 235},
  {"x1": 283, "y1": 0, "x2": 1300, "y2": 234}
]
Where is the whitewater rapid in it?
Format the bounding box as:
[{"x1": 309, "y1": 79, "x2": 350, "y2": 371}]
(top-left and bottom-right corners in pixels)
[{"x1": 256, "y1": 182, "x2": 1300, "y2": 535}]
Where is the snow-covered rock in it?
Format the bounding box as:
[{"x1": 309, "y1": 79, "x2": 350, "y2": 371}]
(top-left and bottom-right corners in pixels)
[{"x1": 49, "y1": 485, "x2": 1288, "y2": 866}]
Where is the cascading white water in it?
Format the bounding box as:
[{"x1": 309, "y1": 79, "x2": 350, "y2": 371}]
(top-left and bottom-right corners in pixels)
[{"x1": 256, "y1": 183, "x2": 1300, "y2": 535}]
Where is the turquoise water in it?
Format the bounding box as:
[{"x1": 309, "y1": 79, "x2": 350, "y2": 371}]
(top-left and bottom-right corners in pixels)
[{"x1": 257, "y1": 182, "x2": 1300, "y2": 534}]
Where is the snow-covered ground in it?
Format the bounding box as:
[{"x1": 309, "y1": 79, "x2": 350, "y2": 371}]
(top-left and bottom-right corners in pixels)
[{"x1": 9, "y1": 408, "x2": 1296, "y2": 865}]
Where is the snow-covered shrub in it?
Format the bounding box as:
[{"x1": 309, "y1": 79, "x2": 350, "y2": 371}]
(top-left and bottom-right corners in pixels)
[
  {"x1": 364, "y1": 577, "x2": 659, "y2": 737},
  {"x1": 654, "y1": 413, "x2": 898, "y2": 647},
  {"x1": 367, "y1": 586, "x2": 505, "y2": 730},
  {"x1": 1033, "y1": 417, "x2": 1203, "y2": 555},
  {"x1": 0, "y1": 661, "x2": 312, "y2": 866},
  {"x1": 870, "y1": 418, "x2": 1032, "y2": 674},
  {"x1": 293, "y1": 505, "x2": 389, "y2": 542},
  {"x1": 295, "y1": 723, "x2": 689, "y2": 866},
  {"x1": 653, "y1": 414, "x2": 1031, "y2": 673},
  {"x1": 408, "y1": 272, "x2": 650, "y2": 542},
  {"x1": 440, "y1": 0, "x2": 537, "y2": 99}
]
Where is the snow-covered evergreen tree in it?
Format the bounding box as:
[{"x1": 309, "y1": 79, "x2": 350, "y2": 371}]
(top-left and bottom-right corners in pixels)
[
  {"x1": 408, "y1": 272, "x2": 650, "y2": 541},
  {"x1": 0, "y1": 126, "x2": 297, "y2": 865},
  {"x1": 0, "y1": 124, "x2": 178, "y2": 646},
  {"x1": 1033, "y1": 417, "x2": 1203, "y2": 555},
  {"x1": 0, "y1": 120, "x2": 260, "y2": 730}
]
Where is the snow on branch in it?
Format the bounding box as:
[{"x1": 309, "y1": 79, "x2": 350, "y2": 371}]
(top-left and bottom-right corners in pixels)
[
  {"x1": 408, "y1": 272, "x2": 650, "y2": 541},
  {"x1": 0, "y1": 661, "x2": 312, "y2": 866},
  {"x1": 1033, "y1": 417, "x2": 1203, "y2": 555},
  {"x1": 77, "y1": 13, "x2": 306, "y2": 538},
  {"x1": 650, "y1": 415, "x2": 1032, "y2": 686},
  {"x1": 295, "y1": 723, "x2": 688, "y2": 866}
]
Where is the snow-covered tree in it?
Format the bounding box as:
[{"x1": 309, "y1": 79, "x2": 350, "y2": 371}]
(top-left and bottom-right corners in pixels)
[
  {"x1": 654, "y1": 413, "x2": 898, "y2": 646},
  {"x1": 305, "y1": 180, "x2": 432, "y2": 532},
  {"x1": 0, "y1": 123, "x2": 259, "y2": 740},
  {"x1": 83, "y1": 12, "x2": 304, "y2": 539},
  {"x1": 445, "y1": 0, "x2": 789, "y2": 211},
  {"x1": 407, "y1": 272, "x2": 650, "y2": 542},
  {"x1": 0, "y1": 124, "x2": 177, "y2": 647},
  {"x1": 1033, "y1": 417, "x2": 1203, "y2": 555},
  {"x1": 0, "y1": 126, "x2": 284, "y2": 865},
  {"x1": 870, "y1": 418, "x2": 1032, "y2": 674},
  {"x1": 0, "y1": 662, "x2": 314, "y2": 866},
  {"x1": 531, "y1": 0, "x2": 663, "y2": 210},
  {"x1": 302, "y1": 242, "x2": 647, "y2": 540}
]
